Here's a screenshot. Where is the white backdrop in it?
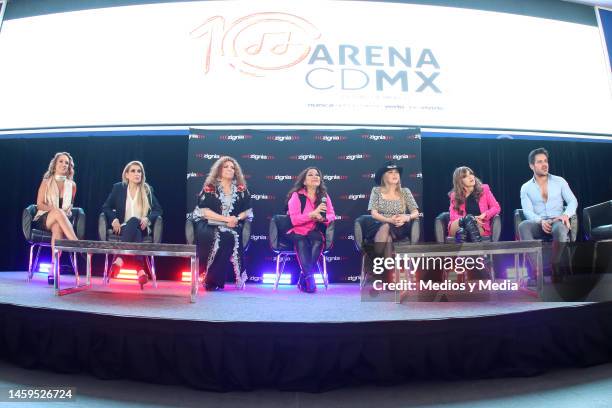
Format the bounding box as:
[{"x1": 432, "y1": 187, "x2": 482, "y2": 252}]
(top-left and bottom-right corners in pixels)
[{"x1": 1, "y1": 0, "x2": 611, "y2": 135}]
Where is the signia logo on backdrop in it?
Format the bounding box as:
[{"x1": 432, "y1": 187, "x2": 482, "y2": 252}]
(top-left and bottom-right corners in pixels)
[
  {"x1": 251, "y1": 194, "x2": 276, "y2": 200},
  {"x1": 337, "y1": 153, "x2": 371, "y2": 161},
  {"x1": 266, "y1": 135, "x2": 301, "y2": 142},
  {"x1": 195, "y1": 153, "x2": 221, "y2": 160},
  {"x1": 219, "y1": 134, "x2": 252, "y2": 141},
  {"x1": 323, "y1": 175, "x2": 348, "y2": 181},
  {"x1": 265, "y1": 175, "x2": 297, "y2": 181},
  {"x1": 362, "y1": 134, "x2": 394, "y2": 141},
  {"x1": 241, "y1": 154, "x2": 275, "y2": 160},
  {"x1": 190, "y1": 12, "x2": 321, "y2": 77},
  {"x1": 385, "y1": 154, "x2": 416, "y2": 160},
  {"x1": 314, "y1": 135, "x2": 348, "y2": 142},
  {"x1": 289, "y1": 154, "x2": 323, "y2": 160}
]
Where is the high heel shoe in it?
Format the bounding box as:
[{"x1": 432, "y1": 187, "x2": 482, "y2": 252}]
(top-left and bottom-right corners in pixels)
[{"x1": 137, "y1": 269, "x2": 148, "y2": 290}]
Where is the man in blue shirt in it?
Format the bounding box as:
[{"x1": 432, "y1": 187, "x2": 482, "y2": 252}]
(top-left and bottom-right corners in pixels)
[{"x1": 519, "y1": 148, "x2": 578, "y2": 280}]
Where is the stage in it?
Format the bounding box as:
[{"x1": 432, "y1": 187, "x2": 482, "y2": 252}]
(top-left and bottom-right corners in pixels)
[{"x1": 1, "y1": 271, "x2": 612, "y2": 392}]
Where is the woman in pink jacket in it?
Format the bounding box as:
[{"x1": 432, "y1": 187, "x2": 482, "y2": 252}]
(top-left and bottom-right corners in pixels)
[
  {"x1": 448, "y1": 166, "x2": 501, "y2": 242},
  {"x1": 286, "y1": 167, "x2": 336, "y2": 293}
]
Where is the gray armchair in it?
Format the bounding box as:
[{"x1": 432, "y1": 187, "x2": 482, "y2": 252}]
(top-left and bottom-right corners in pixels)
[
  {"x1": 98, "y1": 212, "x2": 163, "y2": 285},
  {"x1": 22, "y1": 204, "x2": 86, "y2": 282},
  {"x1": 354, "y1": 214, "x2": 421, "y2": 288}
]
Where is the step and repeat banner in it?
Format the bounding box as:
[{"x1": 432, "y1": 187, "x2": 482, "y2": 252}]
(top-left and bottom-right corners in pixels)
[
  {"x1": 1, "y1": 0, "x2": 611, "y2": 135},
  {"x1": 187, "y1": 128, "x2": 422, "y2": 283}
]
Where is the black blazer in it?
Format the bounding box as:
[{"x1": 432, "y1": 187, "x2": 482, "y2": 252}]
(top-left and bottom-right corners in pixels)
[{"x1": 102, "y1": 182, "x2": 162, "y2": 225}]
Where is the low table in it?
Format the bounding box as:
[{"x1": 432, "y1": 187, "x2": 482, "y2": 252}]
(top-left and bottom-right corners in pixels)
[
  {"x1": 52, "y1": 239, "x2": 199, "y2": 303},
  {"x1": 391, "y1": 240, "x2": 543, "y2": 302}
]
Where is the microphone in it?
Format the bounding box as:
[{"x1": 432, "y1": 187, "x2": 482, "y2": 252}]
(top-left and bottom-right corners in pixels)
[{"x1": 320, "y1": 196, "x2": 327, "y2": 221}]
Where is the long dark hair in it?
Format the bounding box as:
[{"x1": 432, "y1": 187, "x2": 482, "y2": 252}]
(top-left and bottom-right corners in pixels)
[
  {"x1": 286, "y1": 167, "x2": 328, "y2": 208},
  {"x1": 450, "y1": 166, "x2": 483, "y2": 214}
]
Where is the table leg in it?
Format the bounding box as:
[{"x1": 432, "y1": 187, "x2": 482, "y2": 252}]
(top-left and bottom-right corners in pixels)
[
  {"x1": 103, "y1": 254, "x2": 109, "y2": 285},
  {"x1": 514, "y1": 253, "x2": 519, "y2": 284},
  {"x1": 190, "y1": 255, "x2": 197, "y2": 303},
  {"x1": 86, "y1": 252, "x2": 92, "y2": 286},
  {"x1": 537, "y1": 247, "x2": 543, "y2": 296}
]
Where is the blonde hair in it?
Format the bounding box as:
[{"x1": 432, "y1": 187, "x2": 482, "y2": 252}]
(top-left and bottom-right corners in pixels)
[
  {"x1": 121, "y1": 161, "x2": 151, "y2": 216},
  {"x1": 202, "y1": 156, "x2": 247, "y2": 193},
  {"x1": 43, "y1": 152, "x2": 75, "y2": 180},
  {"x1": 381, "y1": 171, "x2": 406, "y2": 212}
]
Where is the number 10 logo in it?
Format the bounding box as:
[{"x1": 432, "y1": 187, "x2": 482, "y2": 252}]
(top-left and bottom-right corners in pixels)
[{"x1": 190, "y1": 12, "x2": 321, "y2": 77}]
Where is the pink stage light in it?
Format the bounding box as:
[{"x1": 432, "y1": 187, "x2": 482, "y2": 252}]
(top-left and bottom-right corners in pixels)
[{"x1": 116, "y1": 269, "x2": 138, "y2": 280}]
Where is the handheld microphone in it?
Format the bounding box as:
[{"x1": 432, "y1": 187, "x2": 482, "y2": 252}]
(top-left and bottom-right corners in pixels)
[{"x1": 320, "y1": 197, "x2": 327, "y2": 221}]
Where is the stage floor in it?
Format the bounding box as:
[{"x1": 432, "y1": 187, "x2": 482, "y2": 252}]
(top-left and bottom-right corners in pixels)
[{"x1": 0, "y1": 271, "x2": 588, "y2": 323}]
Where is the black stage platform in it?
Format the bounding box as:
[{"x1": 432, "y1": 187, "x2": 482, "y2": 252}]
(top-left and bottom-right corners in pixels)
[{"x1": 1, "y1": 271, "x2": 611, "y2": 392}]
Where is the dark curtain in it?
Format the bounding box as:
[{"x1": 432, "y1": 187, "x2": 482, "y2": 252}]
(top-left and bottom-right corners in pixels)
[{"x1": 0, "y1": 136, "x2": 188, "y2": 277}]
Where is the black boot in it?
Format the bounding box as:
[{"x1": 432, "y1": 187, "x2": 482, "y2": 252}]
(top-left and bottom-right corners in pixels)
[
  {"x1": 299, "y1": 272, "x2": 317, "y2": 293},
  {"x1": 462, "y1": 215, "x2": 482, "y2": 242},
  {"x1": 455, "y1": 227, "x2": 468, "y2": 243}
]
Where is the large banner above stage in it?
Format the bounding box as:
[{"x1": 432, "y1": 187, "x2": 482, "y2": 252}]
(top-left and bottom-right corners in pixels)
[
  {"x1": 187, "y1": 128, "x2": 422, "y2": 283},
  {"x1": 1, "y1": 0, "x2": 611, "y2": 135}
]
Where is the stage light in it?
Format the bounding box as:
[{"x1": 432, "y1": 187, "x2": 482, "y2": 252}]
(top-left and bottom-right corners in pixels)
[
  {"x1": 38, "y1": 263, "x2": 51, "y2": 273},
  {"x1": 261, "y1": 273, "x2": 324, "y2": 285},
  {"x1": 181, "y1": 271, "x2": 194, "y2": 282},
  {"x1": 262, "y1": 273, "x2": 291, "y2": 284},
  {"x1": 505, "y1": 267, "x2": 528, "y2": 280},
  {"x1": 116, "y1": 269, "x2": 138, "y2": 280}
]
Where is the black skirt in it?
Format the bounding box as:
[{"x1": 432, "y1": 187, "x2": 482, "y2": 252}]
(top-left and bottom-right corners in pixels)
[
  {"x1": 363, "y1": 217, "x2": 412, "y2": 242},
  {"x1": 32, "y1": 213, "x2": 49, "y2": 231}
]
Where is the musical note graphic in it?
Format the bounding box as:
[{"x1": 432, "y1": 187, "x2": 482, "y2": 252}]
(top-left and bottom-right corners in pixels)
[{"x1": 246, "y1": 32, "x2": 293, "y2": 56}]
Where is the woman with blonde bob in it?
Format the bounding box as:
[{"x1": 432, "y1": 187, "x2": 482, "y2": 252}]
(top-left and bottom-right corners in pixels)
[
  {"x1": 33, "y1": 152, "x2": 79, "y2": 254},
  {"x1": 194, "y1": 156, "x2": 252, "y2": 291},
  {"x1": 366, "y1": 161, "x2": 420, "y2": 257},
  {"x1": 102, "y1": 161, "x2": 163, "y2": 288},
  {"x1": 448, "y1": 166, "x2": 500, "y2": 242}
]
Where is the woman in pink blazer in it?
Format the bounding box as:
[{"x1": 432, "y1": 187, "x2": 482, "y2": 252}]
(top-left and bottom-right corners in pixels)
[{"x1": 448, "y1": 166, "x2": 501, "y2": 242}]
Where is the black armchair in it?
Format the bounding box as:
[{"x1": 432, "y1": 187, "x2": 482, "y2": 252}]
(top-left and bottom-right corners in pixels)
[
  {"x1": 583, "y1": 200, "x2": 612, "y2": 273},
  {"x1": 22, "y1": 204, "x2": 86, "y2": 282},
  {"x1": 353, "y1": 214, "x2": 421, "y2": 288},
  {"x1": 583, "y1": 200, "x2": 612, "y2": 241},
  {"x1": 434, "y1": 212, "x2": 501, "y2": 244},
  {"x1": 98, "y1": 212, "x2": 163, "y2": 285},
  {"x1": 269, "y1": 215, "x2": 335, "y2": 290},
  {"x1": 185, "y1": 214, "x2": 252, "y2": 250}
]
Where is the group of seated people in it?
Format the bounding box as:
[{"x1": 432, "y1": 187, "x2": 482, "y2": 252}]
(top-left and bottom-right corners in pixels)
[{"x1": 33, "y1": 147, "x2": 577, "y2": 293}]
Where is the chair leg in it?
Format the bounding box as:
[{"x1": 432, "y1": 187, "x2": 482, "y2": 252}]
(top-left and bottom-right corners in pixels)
[
  {"x1": 280, "y1": 254, "x2": 290, "y2": 289},
  {"x1": 274, "y1": 254, "x2": 281, "y2": 290},
  {"x1": 322, "y1": 255, "x2": 329, "y2": 290},
  {"x1": 32, "y1": 245, "x2": 42, "y2": 279},
  {"x1": 27, "y1": 244, "x2": 35, "y2": 281},
  {"x1": 360, "y1": 254, "x2": 366, "y2": 288},
  {"x1": 146, "y1": 256, "x2": 158, "y2": 288},
  {"x1": 104, "y1": 254, "x2": 117, "y2": 286}
]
